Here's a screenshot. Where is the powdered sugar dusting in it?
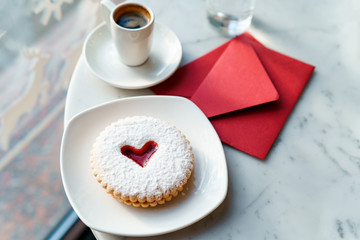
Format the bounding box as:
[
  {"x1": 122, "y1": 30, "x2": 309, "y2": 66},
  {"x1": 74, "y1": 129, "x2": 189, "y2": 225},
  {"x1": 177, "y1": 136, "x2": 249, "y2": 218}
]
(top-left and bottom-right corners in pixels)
[{"x1": 91, "y1": 116, "x2": 194, "y2": 200}]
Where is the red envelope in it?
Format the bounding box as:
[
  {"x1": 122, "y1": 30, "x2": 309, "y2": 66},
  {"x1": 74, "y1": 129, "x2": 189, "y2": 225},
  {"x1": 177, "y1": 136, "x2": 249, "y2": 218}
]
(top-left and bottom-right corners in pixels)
[
  {"x1": 151, "y1": 33, "x2": 315, "y2": 160},
  {"x1": 190, "y1": 38, "x2": 279, "y2": 117}
]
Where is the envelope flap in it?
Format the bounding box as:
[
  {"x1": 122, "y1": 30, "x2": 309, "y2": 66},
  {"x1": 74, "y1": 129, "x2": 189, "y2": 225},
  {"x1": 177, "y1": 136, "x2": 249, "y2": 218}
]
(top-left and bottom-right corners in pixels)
[{"x1": 190, "y1": 39, "x2": 279, "y2": 118}]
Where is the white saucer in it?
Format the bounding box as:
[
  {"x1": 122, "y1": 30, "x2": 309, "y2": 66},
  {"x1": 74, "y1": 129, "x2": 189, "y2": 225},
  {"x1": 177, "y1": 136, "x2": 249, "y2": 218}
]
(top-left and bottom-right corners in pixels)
[
  {"x1": 84, "y1": 22, "x2": 182, "y2": 89},
  {"x1": 61, "y1": 96, "x2": 228, "y2": 237}
]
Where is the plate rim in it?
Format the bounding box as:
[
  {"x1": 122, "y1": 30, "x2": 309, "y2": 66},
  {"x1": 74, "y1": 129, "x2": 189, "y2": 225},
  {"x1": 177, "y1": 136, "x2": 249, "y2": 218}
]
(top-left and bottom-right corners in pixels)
[
  {"x1": 83, "y1": 22, "x2": 182, "y2": 90},
  {"x1": 60, "y1": 95, "x2": 228, "y2": 237}
]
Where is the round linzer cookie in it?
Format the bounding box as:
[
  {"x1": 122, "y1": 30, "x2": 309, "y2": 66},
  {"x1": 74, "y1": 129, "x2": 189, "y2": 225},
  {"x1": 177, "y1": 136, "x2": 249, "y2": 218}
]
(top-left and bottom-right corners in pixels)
[{"x1": 90, "y1": 116, "x2": 194, "y2": 207}]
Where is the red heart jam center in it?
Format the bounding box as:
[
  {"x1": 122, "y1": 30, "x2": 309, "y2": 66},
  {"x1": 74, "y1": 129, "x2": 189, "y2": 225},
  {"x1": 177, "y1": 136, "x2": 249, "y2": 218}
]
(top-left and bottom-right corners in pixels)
[{"x1": 120, "y1": 141, "x2": 158, "y2": 168}]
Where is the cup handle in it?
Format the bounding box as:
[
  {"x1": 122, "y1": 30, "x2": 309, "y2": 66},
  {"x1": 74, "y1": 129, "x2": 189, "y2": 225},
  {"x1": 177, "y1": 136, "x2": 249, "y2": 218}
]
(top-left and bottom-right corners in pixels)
[{"x1": 100, "y1": 0, "x2": 118, "y2": 29}]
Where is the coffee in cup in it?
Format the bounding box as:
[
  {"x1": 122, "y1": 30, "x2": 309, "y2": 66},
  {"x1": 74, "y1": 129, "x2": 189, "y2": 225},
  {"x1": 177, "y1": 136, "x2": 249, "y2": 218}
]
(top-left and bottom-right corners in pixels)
[{"x1": 114, "y1": 4, "x2": 151, "y2": 29}]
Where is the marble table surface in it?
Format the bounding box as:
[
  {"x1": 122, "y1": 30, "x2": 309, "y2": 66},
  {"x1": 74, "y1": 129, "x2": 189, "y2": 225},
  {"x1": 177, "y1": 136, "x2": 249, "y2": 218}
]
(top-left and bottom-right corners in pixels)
[{"x1": 64, "y1": 0, "x2": 360, "y2": 239}]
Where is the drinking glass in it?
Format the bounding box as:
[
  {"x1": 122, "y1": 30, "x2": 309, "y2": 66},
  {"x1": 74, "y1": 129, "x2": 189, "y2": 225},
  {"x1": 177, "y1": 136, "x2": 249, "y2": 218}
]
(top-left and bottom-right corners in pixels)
[{"x1": 206, "y1": 0, "x2": 256, "y2": 36}]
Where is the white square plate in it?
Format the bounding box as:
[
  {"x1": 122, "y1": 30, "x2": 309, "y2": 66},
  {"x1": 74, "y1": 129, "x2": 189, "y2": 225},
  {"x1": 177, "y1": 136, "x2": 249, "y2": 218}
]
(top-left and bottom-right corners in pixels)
[{"x1": 60, "y1": 96, "x2": 228, "y2": 237}]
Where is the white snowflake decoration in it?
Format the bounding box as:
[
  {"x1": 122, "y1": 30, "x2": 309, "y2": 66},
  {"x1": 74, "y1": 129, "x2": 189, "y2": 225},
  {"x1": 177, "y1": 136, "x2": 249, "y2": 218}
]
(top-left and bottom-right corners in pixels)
[{"x1": 34, "y1": 0, "x2": 73, "y2": 25}]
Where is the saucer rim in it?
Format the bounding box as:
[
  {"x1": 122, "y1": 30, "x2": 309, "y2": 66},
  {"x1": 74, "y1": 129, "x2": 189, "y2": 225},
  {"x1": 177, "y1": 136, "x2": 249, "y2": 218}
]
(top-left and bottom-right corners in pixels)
[{"x1": 83, "y1": 22, "x2": 182, "y2": 89}]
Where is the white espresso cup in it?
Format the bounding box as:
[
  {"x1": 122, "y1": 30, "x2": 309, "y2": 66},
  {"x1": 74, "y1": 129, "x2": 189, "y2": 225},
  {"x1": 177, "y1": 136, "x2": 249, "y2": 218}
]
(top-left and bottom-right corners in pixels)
[{"x1": 101, "y1": 0, "x2": 154, "y2": 66}]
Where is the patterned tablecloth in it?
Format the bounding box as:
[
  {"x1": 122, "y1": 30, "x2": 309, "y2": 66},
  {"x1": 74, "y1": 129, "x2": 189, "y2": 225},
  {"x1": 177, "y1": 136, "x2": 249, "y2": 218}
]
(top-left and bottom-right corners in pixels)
[{"x1": 0, "y1": 0, "x2": 103, "y2": 238}]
